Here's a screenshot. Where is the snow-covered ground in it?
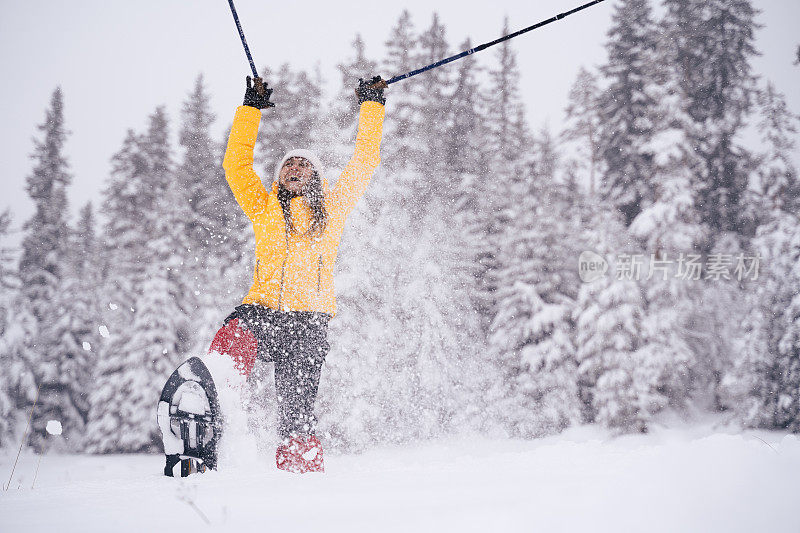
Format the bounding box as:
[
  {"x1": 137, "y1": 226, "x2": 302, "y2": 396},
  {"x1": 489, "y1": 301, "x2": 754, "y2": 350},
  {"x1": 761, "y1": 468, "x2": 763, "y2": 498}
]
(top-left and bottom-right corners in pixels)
[{"x1": 2, "y1": 424, "x2": 799, "y2": 533}]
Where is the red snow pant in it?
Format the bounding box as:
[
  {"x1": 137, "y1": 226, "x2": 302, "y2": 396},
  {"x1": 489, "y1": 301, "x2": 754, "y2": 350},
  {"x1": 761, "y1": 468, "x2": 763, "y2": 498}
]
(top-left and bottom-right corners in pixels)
[{"x1": 208, "y1": 304, "x2": 330, "y2": 473}]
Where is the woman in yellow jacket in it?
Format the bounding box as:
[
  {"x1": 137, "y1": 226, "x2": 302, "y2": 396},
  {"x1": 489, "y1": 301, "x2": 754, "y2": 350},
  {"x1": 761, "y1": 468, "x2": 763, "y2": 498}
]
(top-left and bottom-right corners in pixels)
[{"x1": 207, "y1": 75, "x2": 386, "y2": 473}]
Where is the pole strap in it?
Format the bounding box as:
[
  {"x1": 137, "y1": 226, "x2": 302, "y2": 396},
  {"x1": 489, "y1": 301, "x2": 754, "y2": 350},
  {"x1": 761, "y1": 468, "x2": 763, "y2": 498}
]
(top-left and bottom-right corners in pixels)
[
  {"x1": 227, "y1": 0, "x2": 259, "y2": 79},
  {"x1": 386, "y1": 0, "x2": 607, "y2": 85}
]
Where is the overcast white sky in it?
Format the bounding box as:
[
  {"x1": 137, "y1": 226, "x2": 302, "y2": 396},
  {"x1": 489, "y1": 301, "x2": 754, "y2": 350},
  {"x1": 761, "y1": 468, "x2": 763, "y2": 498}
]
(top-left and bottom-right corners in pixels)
[{"x1": 1, "y1": 0, "x2": 798, "y2": 241}]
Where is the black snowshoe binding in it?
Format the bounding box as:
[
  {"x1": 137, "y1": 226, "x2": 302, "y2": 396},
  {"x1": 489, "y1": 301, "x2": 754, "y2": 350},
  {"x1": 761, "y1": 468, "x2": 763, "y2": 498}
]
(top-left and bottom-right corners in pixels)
[{"x1": 157, "y1": 357, "x2": 222, "y2": 477}]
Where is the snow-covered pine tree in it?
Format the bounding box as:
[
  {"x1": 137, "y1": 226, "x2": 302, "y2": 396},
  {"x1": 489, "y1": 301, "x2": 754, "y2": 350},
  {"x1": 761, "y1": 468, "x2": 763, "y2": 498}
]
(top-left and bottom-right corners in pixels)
[
  {"x1": 624, "y1": 0, "x2": 761, "y2": 409},
  {"x1": 661, "y1": 0, "x2": 760, "y2": 239},
  {"x1": 380, "y1": 10, "x2": 427, "y2": 207},
  {"x1": 0, "y1": 302, "x2": 37, "y2": 449},
  {"x1": 754, "y1": 82, "x2": 800, "y2": 215},
  {"x1": 0, "y1": 210, "x2": 15, "y2": 319},
  {"x1": 176, "y1": 75, "x2": 245, "y2": 350},
  {"x1": 142, "y1": 107, "x2": 173, "y2": 198},
  {"x1": 332, "y1": 34, "x2": 378, "y2": 131},
  {"x1": 383, "y1": 10, "x2": 418, "y2": 84},
  {"x1": 440, "y1": 36, "x2": 490, "y2": 281},
  {"x1": 719, "y1": 282, "x2": 771, "y2": 426},
  {"x1": 719, "y1": 209, "x2": 800, "y2": 430},
  {"x1": 769, "y1": 229, "x2": 800, "y2": 431},
  {"x1": 86, "y1": 107, "x2": 182, "y2": 452},
  {"x1": 101, "y1": 107, "x2": 173, "y2": 291},
  {"x1": 622, "y1": 53, "x2": 707, "y2": 414},
  {"x1": 596, "y1": 0, "x2": 660, "y2": 226},
  {"x1": 575, "y1": 274, "x2": 646, "y2": 432},
  {"x1": 16, "y1": 87, "x2": 86, "y2": 448},
  {"x1": 632, "y1": 269, "x2": 696, "y2": 417},
  {"x1": 444, "y1": 37, "x2": 489, "y2": 181},
  {"x1": 485, "y1": 17, "x2": 527, "y2": 159},
  {"x1": 101, "y1": 131, "x2": 147, "y2": 267},
  {"x1": 713, "y1": 84, "x2": 800, "y2": 414},
  {"x1": 177, "y1": 74, "x2": 238, "y2": 256},
  {"x1": 111, "y1": 181, "x2": 193, "y2": 452},
  {"x1": 375, "y1": 17, "x2": 491, "y2": 442},
  {"x1": 49, "y1": 202, "x2": 103, "y2": 449},
  {"x1": 433, "y1": 37, "x2": 499, "y2": 431},
  {"x1": 719, "y1": 84, "x2": 800, "y2": 430},
  {"x1": 0, "y1": 209, "x2": 21, "y2": 446},
  {"x1": 416, "y1": 13, "x2": 453, "y2": 179},
  {"x1": 561, "y1": 67, "x2": 602, "y2": 197},
  {"x1": 573, "y1": 210, "x2": 653, "y2": 432},
  {"x1": 408, "y1": 17, "x2": 492, "y2": 434},
  {"x1": 474, "y1": 18, "x2": 531, "y2": 332},
  {"x1": 628, "y1": 86, "x2": 705, "y2": 254},
  {"x1": 486, "y1": 129, "x2": 583, "y2": 437},
  {"x1": 96, "y1": 107, "x2": 174, "y2": 349}
]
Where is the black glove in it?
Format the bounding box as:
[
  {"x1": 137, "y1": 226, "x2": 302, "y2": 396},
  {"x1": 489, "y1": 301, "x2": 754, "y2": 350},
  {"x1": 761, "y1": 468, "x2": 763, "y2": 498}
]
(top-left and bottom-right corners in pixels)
[
  {"x1": 355, "y1": 75, "x2": 387, "y2": 105},
  {"x1": 243, "y1": 76, "x2": 275, "y2": 109}
]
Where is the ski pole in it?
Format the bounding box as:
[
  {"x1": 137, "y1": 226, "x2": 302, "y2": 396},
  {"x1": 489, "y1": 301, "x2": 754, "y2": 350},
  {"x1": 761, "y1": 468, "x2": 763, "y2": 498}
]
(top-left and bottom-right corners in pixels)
[
  {"x1": 31, "y1": 453, "x2": 43, "y2": 489},
  {"x1": 227, "y1": 0, "x2": 259, "y2": 80},
  {"x1": 385, "y1": 0, "x2": 608, "y2": 85},
  {"x1": 3, "y1": 383, "x2": 41, "y2": 491}
]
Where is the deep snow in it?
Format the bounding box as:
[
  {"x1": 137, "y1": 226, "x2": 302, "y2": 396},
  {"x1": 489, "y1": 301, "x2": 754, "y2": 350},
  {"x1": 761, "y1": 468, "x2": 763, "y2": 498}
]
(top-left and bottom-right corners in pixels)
[{"x1": 1, "y1": 424, "x2": 799, "y2": 533}]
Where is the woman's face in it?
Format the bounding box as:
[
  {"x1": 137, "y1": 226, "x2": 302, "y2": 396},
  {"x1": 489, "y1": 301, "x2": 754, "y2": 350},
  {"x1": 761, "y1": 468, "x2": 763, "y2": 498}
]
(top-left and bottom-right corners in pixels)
[{"x1": 278, "y1": 157, "x2": 314, "y2": 195}]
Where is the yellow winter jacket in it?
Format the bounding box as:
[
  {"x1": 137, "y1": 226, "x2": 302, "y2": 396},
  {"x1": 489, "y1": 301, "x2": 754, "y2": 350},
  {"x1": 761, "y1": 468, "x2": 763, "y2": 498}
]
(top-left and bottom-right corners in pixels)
[{"x1": 222, "y1": 102, "x2": 385, "y2": 316}]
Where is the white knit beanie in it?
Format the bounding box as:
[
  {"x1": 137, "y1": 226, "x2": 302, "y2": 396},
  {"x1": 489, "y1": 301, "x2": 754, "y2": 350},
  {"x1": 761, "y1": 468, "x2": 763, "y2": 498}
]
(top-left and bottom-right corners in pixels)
[{"x1": 273, "y1": 149, "x2": 325, "y2": 182}]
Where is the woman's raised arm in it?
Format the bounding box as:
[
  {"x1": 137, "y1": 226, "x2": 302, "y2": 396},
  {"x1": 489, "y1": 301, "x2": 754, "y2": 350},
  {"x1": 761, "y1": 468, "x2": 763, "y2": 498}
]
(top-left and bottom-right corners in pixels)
[
  {"x1": 332, "y1": 77, "x2": 387, "y2": 216},
  {"x1": 222, "y1": 77, "x2": 275, "y2": 220}
]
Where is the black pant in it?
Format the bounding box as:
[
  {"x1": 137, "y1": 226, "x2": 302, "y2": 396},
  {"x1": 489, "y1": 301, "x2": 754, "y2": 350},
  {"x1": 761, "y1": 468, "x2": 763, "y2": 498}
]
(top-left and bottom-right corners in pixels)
[{"x1": 225, "y1": 304, "x2": 330, "y2": 439}]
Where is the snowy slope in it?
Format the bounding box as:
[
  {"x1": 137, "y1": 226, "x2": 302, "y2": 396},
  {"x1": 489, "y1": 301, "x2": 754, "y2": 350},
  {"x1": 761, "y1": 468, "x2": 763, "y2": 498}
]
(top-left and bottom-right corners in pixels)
[{"x1": 2, "y1": 426, "x2": 799, "y2": 533}]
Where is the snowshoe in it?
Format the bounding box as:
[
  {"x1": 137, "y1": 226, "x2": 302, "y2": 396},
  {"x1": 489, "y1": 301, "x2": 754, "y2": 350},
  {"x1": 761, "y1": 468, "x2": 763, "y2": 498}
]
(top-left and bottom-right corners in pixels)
[{"x1": 157, "y1": 357, "x2": 222, "y2": 477}]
